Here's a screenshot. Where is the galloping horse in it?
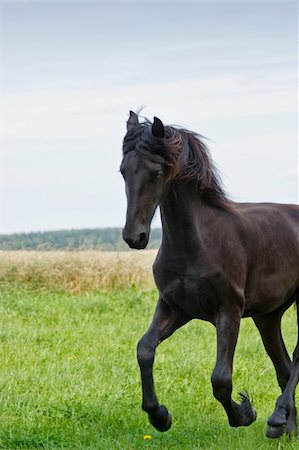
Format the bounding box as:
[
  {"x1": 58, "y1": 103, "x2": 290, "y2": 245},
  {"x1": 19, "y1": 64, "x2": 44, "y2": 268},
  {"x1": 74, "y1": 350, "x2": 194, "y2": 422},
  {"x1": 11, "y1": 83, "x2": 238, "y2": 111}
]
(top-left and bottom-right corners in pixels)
[{"x1": 120, "y1": 111, "x2": 299, "y2": 438}]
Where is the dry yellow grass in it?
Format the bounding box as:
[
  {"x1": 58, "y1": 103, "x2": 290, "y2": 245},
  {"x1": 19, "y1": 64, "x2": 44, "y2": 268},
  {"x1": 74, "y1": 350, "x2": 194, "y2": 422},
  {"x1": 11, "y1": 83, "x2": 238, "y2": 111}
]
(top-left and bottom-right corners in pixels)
[{"x1": 0, "y1": 250, "x2": 157, "y2": 292}]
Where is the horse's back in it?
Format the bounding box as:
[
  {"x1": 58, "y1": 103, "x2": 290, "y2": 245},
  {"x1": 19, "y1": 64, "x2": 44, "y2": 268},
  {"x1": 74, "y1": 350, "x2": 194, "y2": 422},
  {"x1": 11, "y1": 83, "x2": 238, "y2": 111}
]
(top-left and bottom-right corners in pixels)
[{"x1": 236, "y1": 202, "x2": 299, "y2": 249}]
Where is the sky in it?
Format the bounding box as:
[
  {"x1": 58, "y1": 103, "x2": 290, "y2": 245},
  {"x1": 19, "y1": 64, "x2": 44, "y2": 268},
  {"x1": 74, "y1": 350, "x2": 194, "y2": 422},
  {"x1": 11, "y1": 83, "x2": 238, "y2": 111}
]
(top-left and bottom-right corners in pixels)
[{"x1": 0, "y1": 0, "x2": 298, "y2": 234}]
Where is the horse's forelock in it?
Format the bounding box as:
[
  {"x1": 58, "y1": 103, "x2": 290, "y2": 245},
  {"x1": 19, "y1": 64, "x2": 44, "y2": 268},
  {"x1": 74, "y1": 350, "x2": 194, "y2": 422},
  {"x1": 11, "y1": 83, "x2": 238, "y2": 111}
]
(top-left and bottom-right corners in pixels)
[{"x1": 122, "y1": 116, "x2": 228, "y2": 207}]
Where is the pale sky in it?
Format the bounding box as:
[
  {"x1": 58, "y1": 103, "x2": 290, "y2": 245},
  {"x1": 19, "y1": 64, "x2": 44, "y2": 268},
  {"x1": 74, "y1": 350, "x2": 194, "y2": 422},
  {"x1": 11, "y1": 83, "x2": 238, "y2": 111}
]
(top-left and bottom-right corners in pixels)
[{"x1": 0, "y1": 0, "x2": 298, "y2": 234}]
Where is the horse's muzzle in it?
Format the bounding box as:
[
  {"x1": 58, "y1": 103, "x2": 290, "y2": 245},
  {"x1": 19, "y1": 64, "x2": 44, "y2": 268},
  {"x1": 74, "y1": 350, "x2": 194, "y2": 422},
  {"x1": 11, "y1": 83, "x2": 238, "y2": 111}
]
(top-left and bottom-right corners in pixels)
[{"x1": 122, "y1": 228, "x2": 149, "y2": 249}]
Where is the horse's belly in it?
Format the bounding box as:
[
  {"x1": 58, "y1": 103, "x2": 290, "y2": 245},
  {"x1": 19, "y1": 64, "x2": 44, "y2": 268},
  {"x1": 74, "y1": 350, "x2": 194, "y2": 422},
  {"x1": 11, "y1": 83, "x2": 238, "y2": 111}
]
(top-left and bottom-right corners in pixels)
[
  {"x1": 243, "y1": 271, "x2": 299, "y2": 317},
  {"x1": 154, "y1": 260, "x2": 299, "y2": 320},
  {"x1": 243, "y1": 288, "x2": 298, "y2": 317}
]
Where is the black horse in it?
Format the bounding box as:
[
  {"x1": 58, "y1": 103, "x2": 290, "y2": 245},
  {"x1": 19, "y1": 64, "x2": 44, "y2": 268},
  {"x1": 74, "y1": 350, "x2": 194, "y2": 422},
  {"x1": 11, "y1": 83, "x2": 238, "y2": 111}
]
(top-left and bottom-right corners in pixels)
[{"x1": 120, "y1": 111, "x2": 299, "y2": 438}]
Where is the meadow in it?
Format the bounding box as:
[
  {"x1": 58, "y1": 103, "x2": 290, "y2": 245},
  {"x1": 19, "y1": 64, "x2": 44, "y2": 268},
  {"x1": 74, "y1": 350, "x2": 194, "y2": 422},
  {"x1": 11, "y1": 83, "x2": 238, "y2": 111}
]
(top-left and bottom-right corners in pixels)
[{"x1": 0, "y1": 251, "x2": 298, "y2": 449}]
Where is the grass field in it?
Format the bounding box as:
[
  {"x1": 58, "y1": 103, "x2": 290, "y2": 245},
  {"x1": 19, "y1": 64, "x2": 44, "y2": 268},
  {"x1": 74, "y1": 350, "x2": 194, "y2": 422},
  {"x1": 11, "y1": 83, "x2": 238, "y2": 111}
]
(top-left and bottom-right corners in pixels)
[{"x1": 0, "y1": 252, "x2": 298, "y2": 449}]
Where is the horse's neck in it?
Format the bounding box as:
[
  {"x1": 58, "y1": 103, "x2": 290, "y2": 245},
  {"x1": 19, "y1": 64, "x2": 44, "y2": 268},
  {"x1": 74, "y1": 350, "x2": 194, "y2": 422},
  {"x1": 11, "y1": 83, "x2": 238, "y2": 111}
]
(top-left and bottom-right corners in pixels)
[{"x1": 159, "y1": 182, "x2": 211, "y2": 253}]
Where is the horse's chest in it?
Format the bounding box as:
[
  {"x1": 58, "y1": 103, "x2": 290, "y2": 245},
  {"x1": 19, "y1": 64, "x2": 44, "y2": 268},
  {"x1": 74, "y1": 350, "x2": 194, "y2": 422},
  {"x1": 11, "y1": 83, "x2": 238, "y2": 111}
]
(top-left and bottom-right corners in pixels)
[{"x1": 154, "y1": 265, "x2": 221, "y2": 322}]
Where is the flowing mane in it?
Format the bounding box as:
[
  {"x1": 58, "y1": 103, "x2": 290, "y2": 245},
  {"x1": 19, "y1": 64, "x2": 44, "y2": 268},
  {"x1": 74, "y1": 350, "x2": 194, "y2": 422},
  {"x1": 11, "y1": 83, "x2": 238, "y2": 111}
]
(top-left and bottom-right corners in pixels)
[{"x1": 123, "y1": 116, "x2": 229, "y2": 208}]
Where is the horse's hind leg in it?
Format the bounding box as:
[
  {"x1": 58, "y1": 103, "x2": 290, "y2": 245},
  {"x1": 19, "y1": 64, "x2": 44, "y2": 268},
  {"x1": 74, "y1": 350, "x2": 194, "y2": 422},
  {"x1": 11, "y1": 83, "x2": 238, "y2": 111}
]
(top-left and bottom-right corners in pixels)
[
  {"x1": 211, "y1": 309, "x2": 257, "y2": 427},
  {"x1": 267, "y1": 289, "x2": 299, "y2": 439},
  {"x1": 137, "y1": 297, "x2": 190, "y2": 432},
  {"x1": 253, "y1": 309, "x2": 291, "y2": 392}
]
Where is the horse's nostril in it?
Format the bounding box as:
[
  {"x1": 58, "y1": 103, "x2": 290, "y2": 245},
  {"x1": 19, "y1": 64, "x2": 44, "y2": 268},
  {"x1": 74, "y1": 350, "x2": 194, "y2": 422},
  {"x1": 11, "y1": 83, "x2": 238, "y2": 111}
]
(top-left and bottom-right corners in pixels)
[{"x1": 139, "y1": 232, "x2": 147, "y2": 242}]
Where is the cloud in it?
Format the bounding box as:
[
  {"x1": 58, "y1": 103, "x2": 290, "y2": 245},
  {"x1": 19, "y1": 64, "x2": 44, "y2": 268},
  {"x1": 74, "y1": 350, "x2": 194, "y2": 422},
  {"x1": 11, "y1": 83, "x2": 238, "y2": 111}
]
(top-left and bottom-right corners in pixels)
[
  {"x1": 279, "y1": 167, "x2": 299, "y2": 178},
  {"x1": 1, "y1": 69, "x2": 296, "y2": 142}
]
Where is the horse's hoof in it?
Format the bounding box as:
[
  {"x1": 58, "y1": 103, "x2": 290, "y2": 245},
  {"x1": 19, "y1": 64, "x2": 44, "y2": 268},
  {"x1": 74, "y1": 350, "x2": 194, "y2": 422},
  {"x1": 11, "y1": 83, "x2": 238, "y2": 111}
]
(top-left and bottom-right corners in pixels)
[
  {"x1": 266, "y1": 425, "x2": 286, "y2": 439},
  {"x1": 148, "y1": 405, "x2": 172, "y2": 432},
  {"x1": 236, "y1": 391, "x2": 257, "y2": 426}
]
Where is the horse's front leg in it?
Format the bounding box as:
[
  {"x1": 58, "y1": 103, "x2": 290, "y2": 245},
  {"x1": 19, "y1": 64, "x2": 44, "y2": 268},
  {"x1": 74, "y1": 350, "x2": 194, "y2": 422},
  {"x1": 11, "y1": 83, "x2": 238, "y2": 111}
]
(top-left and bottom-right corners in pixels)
[
  {"x1": 137, "y1": 297, "x2": 190, "y2": 432},
  {"x1": 211, "y1": 311, "x2": 257, "y2": 427}
]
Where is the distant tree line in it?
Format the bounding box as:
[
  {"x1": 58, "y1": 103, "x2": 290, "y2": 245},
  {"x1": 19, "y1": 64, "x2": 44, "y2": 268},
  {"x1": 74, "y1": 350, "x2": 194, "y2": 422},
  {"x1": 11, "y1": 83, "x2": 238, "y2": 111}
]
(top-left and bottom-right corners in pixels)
[{"x1": 0, "y1": 228, "x2": 162, "y2": 251}]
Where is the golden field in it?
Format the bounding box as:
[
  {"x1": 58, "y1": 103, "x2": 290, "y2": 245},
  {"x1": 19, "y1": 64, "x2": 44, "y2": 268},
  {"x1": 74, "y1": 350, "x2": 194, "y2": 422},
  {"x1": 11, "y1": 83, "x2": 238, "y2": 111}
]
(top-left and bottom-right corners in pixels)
[{"x1": 0, "y1": 250, "x2": 157, "y2": 292}]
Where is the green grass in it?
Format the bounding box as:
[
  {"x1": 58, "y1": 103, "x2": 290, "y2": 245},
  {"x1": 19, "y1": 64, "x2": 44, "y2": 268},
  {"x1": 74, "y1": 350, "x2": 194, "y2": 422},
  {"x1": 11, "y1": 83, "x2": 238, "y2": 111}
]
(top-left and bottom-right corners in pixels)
[{"x1": 0, "y1": 286, "x2": 298, "y2": 449}]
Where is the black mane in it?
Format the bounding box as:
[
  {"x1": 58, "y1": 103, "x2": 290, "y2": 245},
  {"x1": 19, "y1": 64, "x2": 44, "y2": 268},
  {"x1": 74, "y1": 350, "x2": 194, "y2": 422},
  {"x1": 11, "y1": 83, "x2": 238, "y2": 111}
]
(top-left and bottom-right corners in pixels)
[{"x1": 123, "y1": 117, "x2": 229, "y2": 208}]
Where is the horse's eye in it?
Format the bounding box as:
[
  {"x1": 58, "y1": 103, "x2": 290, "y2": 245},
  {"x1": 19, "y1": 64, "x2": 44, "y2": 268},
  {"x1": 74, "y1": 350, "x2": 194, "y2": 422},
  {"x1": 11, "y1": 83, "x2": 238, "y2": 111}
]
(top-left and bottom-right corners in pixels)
[{"x1": 150, "y1": 170, "x2": 162, "y2": 182}]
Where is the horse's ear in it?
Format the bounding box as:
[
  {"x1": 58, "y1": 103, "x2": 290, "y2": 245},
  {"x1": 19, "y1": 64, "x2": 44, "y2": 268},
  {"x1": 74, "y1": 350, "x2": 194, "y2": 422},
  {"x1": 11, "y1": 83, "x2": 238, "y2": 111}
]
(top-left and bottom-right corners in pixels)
[
  {"x1": 152, "y1": 116, "x2": 165, "y2": 139},
  {"x1": 127, "y1": 111, "x2": 139, "y2": 131}
]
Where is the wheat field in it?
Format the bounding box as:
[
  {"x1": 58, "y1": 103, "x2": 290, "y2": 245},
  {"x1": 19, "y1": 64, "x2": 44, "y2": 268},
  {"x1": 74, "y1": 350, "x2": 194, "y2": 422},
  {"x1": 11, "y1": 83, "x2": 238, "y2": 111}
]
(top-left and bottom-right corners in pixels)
[{"x1": 0, "y1": 250, "x2": 157, "y2": 292}]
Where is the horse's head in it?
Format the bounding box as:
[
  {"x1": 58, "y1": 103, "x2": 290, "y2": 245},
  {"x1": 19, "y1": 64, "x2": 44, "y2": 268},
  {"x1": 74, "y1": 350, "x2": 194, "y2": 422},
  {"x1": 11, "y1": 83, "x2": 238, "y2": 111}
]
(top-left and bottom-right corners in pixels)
[{"x1": 120, "y1": 111, "x2": 174, "y2": 249}]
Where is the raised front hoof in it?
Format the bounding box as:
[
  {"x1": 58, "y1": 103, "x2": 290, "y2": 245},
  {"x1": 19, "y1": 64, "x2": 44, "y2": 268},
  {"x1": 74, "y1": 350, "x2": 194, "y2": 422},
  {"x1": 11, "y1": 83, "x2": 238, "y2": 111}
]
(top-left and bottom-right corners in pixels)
[
  {"x1": 266, "y1": 425, "x2": 286, "y2": 439},
  {"x1": 230, "y1": 393, "x2": 257, "y2": 427},
  {"x1": 148, "y1": 405, "x2": 172, "y2": 432},
  {"x1": 241, "y1": 392, "x2": 257, "y2": 426},
  {"x1": 247, "y1": 407, "x2": 257, "y2": 426}
]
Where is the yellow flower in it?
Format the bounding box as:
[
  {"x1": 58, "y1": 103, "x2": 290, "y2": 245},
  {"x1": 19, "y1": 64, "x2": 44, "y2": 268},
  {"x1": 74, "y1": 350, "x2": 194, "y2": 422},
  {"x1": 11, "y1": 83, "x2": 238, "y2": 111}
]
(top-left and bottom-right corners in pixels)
[{"x1": 143, "y1": 435, "x2": 152, "y2": 441}]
